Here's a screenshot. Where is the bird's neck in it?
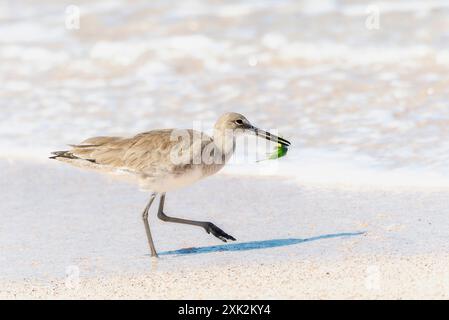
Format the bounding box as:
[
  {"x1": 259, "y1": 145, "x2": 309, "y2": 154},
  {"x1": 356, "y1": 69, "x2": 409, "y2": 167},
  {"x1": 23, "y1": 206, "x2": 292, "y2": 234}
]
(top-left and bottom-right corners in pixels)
[{"x1": 213, "y1": 129, "x2": 236, "y2": 161}]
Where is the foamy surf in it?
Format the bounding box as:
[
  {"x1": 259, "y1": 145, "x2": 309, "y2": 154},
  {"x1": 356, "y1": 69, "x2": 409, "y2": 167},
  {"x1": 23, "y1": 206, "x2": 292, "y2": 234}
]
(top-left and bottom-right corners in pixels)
[
  {"x1": 224, "y1": 148, "x2": 449, "y2": 189},
  {"x1": 1, "y1": 0, "x2": 448, "y2": 189}
]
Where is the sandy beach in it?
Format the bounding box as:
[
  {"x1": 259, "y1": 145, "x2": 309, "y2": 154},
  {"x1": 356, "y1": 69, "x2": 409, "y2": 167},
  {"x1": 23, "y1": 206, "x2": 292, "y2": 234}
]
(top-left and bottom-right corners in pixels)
[
  {"x1": 2, "y1": 160, "x2": 449, "y2": 299},
  {"x1": 4, "y1": 254, "x2": 449, "y2": 299}
]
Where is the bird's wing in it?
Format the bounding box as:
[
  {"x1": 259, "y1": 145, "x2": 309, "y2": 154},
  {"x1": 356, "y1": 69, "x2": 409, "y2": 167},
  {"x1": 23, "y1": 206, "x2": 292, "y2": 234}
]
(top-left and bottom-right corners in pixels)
[
  {"x1": 70, "y1": 136, "x2": 134, "y2": 167},
  {"x1": 69, "y1": 129, "x2": 213, "y2": 176}
]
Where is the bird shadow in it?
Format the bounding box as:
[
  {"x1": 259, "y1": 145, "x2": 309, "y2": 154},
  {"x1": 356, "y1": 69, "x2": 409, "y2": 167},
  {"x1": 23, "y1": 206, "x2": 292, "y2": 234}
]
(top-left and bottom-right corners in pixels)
[{"x1": 158, "y1": 231, "x2": 365, "y2": 256}]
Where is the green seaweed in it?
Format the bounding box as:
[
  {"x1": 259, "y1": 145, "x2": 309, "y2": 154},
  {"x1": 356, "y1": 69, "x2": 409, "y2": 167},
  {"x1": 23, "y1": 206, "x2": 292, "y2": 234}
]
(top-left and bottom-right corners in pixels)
[
  {"x1": 268, "y1": 143, "x2": 288, "y2": 159},
  {"x1": 257, "y1": 140, "x2": 289, "y2": 162}
]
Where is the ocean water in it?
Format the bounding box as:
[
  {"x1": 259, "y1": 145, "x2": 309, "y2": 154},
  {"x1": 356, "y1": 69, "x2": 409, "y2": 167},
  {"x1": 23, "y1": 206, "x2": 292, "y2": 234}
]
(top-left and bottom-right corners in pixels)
[{"x1": 1, "y1": 0, "x2": 449, "y2": 187}]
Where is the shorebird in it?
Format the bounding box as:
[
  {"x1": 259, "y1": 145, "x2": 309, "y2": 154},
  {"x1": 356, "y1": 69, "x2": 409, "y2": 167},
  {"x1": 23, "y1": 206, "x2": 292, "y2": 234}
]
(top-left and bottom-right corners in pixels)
[{"x1": 50, "y1": 112, "x2": 291, "y2": 257}]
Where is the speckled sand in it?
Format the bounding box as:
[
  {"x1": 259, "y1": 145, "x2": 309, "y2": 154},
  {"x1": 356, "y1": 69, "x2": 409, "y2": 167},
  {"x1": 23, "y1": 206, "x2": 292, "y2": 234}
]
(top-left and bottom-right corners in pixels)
[
  {"x1": 2, "y1": 160, "x2": 449, "y2": 299},
  {"x1": 3, "y1": 254, "x2": 449, "y2": 299}
]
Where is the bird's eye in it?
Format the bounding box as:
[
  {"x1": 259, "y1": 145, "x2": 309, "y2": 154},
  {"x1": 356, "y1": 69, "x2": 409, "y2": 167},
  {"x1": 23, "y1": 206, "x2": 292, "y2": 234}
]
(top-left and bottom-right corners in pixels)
[{"x1": 235, "y1": 119, "x2": 243, "y2": 125}]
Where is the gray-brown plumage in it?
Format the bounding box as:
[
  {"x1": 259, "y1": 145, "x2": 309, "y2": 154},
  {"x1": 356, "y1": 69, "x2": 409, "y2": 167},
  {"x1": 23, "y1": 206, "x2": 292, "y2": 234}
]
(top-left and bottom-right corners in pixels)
[
  {"x1": 51, "y1": 129, "x2": 229, "y2": 191},
  {"x1": 50, "y1": 112, "x2": 290, "y2": 257}
]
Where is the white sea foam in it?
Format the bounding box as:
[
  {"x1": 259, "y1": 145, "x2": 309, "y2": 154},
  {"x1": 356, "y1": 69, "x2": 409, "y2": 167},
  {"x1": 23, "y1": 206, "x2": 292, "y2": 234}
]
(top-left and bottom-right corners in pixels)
[
  {"x1": 0, "y1": 0, "x2": 448, "y2": 188},
  {"x1": 342, "y1": 0, "x2": 449, "y2": 16},
  {"x1": 224, "y1": 148, "x2": 449, "y2": 189}
]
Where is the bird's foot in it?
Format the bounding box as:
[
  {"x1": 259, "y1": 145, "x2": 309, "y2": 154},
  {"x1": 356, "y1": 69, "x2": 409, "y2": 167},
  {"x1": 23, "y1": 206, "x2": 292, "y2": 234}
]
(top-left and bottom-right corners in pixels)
[{"x1": 204, "y1": 223, "x2": 236, "y2": 242}]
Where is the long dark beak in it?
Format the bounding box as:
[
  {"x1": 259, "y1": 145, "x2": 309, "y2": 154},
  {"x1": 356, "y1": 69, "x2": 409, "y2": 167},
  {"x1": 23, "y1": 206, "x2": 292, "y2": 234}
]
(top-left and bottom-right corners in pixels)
[{"x1": 249, "y1": 126, "x2": 291, "y2": 147}]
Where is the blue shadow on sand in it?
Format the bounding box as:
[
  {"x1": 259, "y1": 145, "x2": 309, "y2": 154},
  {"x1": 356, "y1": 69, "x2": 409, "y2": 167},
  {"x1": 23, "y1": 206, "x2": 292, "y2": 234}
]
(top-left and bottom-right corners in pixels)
[{"x1": 159, "y1": 231, "x2": 365, "y2": 256}]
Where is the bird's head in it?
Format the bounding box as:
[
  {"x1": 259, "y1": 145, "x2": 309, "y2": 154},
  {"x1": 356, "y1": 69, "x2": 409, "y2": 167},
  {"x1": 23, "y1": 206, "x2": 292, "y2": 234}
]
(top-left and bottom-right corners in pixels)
[{"x1": 214, "y1": 112, "x2": 291, "y2": 147}]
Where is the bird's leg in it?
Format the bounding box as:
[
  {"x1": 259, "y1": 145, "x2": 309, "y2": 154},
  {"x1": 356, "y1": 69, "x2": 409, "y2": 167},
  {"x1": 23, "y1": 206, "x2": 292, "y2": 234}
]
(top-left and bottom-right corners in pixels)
[
  {"x1": 157, "y1": 193, "x2": 236, "y2": 242},
  {"x1": 142, "y1": 192, "x2": 158, "y2": 257}
]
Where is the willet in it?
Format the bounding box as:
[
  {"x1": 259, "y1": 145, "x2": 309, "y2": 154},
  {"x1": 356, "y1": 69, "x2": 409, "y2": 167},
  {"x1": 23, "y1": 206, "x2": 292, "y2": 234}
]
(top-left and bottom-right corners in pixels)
[{"x1": 50, "y1": 112, "x2": 291, "y2": 257}]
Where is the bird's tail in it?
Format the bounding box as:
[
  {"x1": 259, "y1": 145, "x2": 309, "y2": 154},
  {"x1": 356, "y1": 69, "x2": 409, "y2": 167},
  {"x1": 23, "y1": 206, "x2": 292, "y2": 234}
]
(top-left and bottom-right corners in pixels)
[
  {"x1": 49, "y1": 150, "x2": 96, "y2": 163},
  {"x1": 49, "y1": 150, "x2": 76, "y2": 160}
]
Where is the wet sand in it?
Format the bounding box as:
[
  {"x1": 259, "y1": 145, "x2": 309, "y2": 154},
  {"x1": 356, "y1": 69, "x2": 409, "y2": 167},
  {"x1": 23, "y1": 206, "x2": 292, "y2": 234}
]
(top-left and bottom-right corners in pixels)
[{"x1": 1, "y1": 160, "x2": 449, "y2": 299}]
